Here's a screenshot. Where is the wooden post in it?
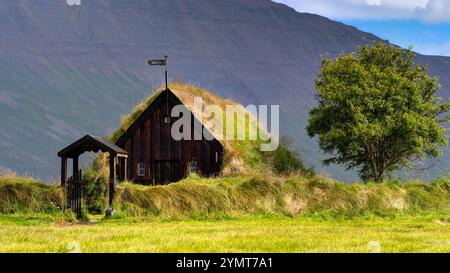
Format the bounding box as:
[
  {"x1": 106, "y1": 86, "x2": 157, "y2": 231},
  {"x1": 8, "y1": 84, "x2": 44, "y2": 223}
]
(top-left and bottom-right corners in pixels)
[
  {"x1": 118, "y1": 157, "x2": 124, "y2": 181},
  {"x1": 61, "y1": 157, "x2": 67, "y2": 209},
  {"x1": 61, "y1": 157, "x2": 67, "y2": 186},
  {"x1": 109, "y1": 155, "x2": 116, "y2": 207},
  {"x1": 123, "y1": 157, "x2": 128, "y2": 181},
  {"x1": 73, "y1": 156, "x2": 79, "y2": 180},
  {"x1": 71, "y1": 156, "x2": 81, "y2": 218}
]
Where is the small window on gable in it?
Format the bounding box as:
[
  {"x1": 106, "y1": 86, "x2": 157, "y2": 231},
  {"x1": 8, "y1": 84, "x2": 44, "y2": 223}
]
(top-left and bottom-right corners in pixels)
[
  {"x1": 138, "y1": 163, "x2": 145, "y2": 177},
  {"x1": 215, "y1": 152, "x2": 219, "y2": 163}
]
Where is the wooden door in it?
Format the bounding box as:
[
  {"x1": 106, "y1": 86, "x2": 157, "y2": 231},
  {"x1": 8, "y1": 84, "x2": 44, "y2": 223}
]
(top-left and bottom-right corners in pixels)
[{"x1": 154, "y1": 160, "x2": 181, "y2": 185}]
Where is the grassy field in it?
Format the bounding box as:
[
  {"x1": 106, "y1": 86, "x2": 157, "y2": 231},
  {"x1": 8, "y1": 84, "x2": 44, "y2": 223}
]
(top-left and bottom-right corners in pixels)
[
  {"x1": 1, "y1": 173, "x2": 449, "y2": 253},
  {"x1": 0, "y1": 212, "x2": 449, "y2": 253}
]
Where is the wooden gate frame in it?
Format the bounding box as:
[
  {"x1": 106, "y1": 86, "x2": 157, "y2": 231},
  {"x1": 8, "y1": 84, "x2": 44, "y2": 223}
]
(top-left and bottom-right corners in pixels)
[{"x1": 58, "y1": 135, "x2": 128, "y2": 218}]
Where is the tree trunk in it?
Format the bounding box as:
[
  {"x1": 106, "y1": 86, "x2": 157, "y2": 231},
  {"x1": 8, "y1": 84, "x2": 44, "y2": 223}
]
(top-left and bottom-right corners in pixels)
[
  {"x1": 374, "y1": 169, "x2": 384, "y2": 183},
  {"x1": 369, "y1": 159, "x2": 385, "y2": 183}
]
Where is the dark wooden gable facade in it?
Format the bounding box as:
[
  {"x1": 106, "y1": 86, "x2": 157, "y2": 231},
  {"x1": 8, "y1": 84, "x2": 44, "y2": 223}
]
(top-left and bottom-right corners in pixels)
[{"x1": 115, "y1": 89, "x2": 224, "y2": 185}]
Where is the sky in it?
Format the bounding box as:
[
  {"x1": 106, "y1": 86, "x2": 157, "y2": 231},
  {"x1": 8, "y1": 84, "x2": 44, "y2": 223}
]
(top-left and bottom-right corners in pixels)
[{"x1": 274, "y1": 0, "x2": 450, "y2": 56}]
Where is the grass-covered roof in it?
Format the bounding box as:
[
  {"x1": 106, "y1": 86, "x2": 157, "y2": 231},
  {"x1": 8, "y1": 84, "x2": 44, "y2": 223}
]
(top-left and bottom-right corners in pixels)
[{"x1": 109, "y1": 82, "x2": 270, "y2": 175}]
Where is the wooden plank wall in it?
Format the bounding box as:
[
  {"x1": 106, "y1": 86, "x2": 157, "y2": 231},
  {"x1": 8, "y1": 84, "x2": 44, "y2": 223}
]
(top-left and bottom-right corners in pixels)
[{"x1": 122, "y1": 96, "x2": 223, "y2": 185}]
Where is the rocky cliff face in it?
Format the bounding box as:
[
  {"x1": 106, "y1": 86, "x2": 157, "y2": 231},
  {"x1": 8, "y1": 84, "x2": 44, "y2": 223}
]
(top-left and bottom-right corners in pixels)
[{"x1": 0, "y1": 0, "x2": 449, "y2": 181}]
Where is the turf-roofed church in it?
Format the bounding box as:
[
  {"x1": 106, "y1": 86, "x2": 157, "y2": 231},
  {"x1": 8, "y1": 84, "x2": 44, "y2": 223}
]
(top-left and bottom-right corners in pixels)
[{"x1": 114, "y1": 88, "x2": 224, "y2": 185}]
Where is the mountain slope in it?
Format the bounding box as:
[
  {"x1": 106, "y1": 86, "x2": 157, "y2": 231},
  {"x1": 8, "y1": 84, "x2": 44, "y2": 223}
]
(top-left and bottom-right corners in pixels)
[{"x1": 0, "y1": 0, "x2": 449, "y2": 181}]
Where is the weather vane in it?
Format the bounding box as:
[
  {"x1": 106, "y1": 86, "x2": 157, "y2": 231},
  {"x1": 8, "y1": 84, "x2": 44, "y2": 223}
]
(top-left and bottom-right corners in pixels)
[{"x1": 148, "y1": 55, "x2": 169, "y2": 90}]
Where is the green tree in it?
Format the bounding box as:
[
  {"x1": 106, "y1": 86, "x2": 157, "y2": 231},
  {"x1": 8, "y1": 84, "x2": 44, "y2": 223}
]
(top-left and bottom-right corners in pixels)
[{"x1": 307, "y1": 43, "x2": 450, "y2": 183}]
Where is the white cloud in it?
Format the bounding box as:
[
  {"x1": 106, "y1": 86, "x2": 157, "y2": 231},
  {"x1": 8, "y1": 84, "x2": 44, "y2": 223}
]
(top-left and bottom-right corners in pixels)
[
  {"x1": 416, "y1": 0, "x2": 450, "y2": 23},
  {"x1": 274, "y1": 0, "x2": 450, "y2": 22}
]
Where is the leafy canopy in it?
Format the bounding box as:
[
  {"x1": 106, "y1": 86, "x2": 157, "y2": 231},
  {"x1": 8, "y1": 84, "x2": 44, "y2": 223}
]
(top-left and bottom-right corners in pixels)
[{"x1": 307, "y1": 43, "x2": 450, "y2": 182}]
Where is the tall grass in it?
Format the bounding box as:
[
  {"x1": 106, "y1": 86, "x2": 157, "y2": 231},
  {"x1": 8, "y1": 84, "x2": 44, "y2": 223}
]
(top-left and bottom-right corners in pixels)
[
  {"x1": 1, "y1": 171, "x2": 448, "y2": 219},
  {"x1": 114, "y1": 175, "x2": 450, "y2": 218},
  {"x1": 0, "y1": 171, "x2": 63, "y2": 214}
]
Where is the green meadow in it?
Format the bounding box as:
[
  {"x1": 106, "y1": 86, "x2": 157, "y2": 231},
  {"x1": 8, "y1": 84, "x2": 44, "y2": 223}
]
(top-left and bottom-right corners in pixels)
[
  {"x1": 0, "y1": 212, "x2": 449, "y2": 253},
  {"x1": 0, "y1": 173, "x2": 449, "y2": 253}
]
